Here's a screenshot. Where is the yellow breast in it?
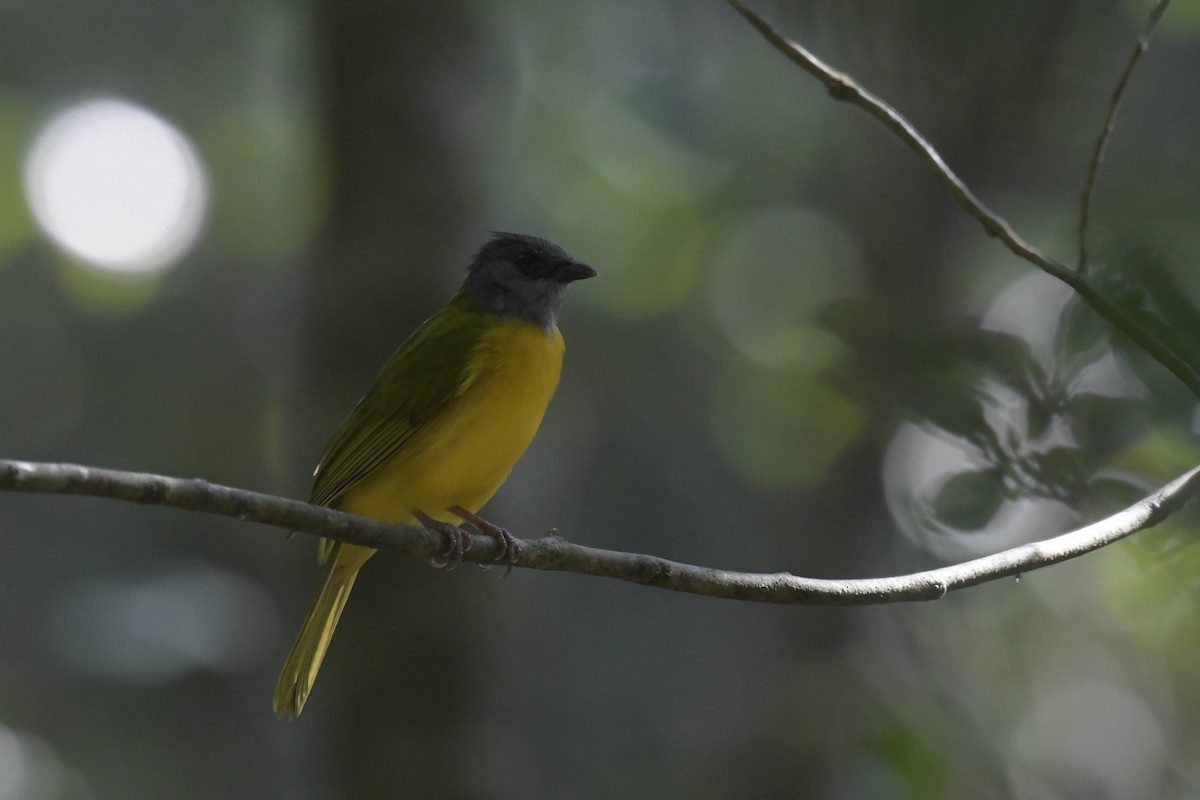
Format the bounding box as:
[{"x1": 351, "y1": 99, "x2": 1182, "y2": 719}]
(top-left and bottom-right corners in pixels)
[{"x1": 338, "y1": 320, "x2": 565, "y2": 523}]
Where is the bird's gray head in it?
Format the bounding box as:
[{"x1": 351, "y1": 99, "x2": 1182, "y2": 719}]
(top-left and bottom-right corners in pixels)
[{"x1": 462, "y1": 232, "x2": 596, "y2": 328}]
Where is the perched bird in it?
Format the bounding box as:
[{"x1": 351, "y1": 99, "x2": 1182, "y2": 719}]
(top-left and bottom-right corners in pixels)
[{"x1": 273, "y1": 232, "x2": 595, "y2": 719}]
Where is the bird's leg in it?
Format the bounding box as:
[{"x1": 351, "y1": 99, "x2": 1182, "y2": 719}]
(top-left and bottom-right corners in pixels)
[
  {"x1": 414, "y1": 509, "x2": 470, "y2": 570},
  {"x1": 449, "y1": 506, "x2": 519, "y2": 574}
]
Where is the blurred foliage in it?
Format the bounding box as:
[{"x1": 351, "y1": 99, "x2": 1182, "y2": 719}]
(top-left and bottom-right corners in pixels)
[
  {"x1": 0, "y1": 93, "x2": 36, "y2": 261},
  {"x1": 202, "y1": 105, "x2": 328, "y2": 261},
  {"x1": 2, "y1": 0, "x2": 1200, "y2": 798},
  {"x1": 55, "y1": 262, "x2": 165, "y2": 316}
]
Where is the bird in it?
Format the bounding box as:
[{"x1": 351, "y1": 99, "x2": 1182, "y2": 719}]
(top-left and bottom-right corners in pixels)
[{"x1": 273, "y1": 232, "x2": 595, "y2": 719}]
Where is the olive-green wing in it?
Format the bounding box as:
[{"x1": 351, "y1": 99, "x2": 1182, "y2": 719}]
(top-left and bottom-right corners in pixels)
[{"x1": 308, "y1": 299, "x2": 486, "y2": 509}]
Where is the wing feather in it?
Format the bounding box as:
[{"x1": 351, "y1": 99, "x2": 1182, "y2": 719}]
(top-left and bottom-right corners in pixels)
[{"x1": 308, "y1": 297, "x2": 486, "y2": 509}]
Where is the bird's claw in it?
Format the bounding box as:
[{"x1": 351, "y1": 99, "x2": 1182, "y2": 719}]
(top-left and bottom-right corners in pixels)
[
  {"x1": 474, "y1": 521, "x2": 519, "y2": 576},
  {"x1": 447, "y1": 506, "x2": 519, "y2": 575},
  {"x1": 416, "y1": 512, "x2": 471, "y2": 571}
]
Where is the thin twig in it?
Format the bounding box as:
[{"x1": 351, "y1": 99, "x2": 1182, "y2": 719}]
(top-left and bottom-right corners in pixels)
[
  {"x1": 2, "y1": 459, "x2": 1198, "y2": 605},
  {"x1": 725, "y1": 0, "x2": 1200, "y2": 401},
  {"x1": 725, "y1": 0, "x2": 1053, "y2": 271},
  {"x1": 1078, "y1": 0, "x2": 1171, "y2": 273}
]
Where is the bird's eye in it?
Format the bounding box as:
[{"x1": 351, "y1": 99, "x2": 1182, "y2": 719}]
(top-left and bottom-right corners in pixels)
[{"x1": 489, "y1": 280, "x2": 505, "y2": 294}]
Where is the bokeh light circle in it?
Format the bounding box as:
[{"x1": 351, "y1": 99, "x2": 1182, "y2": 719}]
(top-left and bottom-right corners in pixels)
[{"x1": 24, "y1": 97, "x2": 209, "y2": 274}]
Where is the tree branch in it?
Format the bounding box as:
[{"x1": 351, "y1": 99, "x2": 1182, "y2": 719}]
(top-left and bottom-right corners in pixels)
[
  {"x1": 1078, "y1": 0, "x2": 1171, "y2": 274},
  {"x1": 3, "y1": 458, "x2": 1198, "y2": 605},
  {"x1": 725, "y1": 0, "x2": 1200, "y2": 401}
]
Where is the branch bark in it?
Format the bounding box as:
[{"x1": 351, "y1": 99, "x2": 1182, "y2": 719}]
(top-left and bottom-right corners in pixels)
[
  {"x1": 1078, "y1": 0, "x2": 1171, "y2": 273},
  {"x1": 725, "y1": 0, "x2": 1200, "y2": 400},
  {"x1": 3, "y1": 459, "x2": 1198, "y2": 605}
]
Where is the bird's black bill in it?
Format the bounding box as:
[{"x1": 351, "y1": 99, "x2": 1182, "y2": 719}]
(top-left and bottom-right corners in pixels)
[{"x1": 558, "y1": 261, "x2": 597, "y2": 283}]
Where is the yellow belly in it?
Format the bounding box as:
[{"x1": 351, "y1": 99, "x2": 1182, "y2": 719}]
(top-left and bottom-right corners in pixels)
[{"x1": 337, "y1": 320, "x2": 564, "y2": 524}]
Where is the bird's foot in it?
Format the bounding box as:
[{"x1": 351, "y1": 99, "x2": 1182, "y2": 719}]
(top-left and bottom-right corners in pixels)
[
  {"x1": 415, "y1": 510, "x2": 470, "y2": 570},
  {"x1": 450, "y1": 506, "x2": 519, "y2": 575}
]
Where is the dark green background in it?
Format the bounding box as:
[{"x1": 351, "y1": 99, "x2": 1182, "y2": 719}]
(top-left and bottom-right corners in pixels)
[{"x1": 3, "y1": 0, "x2": 1200, "y2": 797}]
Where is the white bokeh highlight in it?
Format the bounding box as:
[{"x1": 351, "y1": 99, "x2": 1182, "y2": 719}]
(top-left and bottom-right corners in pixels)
[{"x1": 24, "y1": 97, "x2": 209, "y2": 274}]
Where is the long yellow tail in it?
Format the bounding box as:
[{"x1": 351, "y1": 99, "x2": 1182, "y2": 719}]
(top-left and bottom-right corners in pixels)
[{"x1": 273, "y1": 542, "x2": 375, "y2": 719}]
